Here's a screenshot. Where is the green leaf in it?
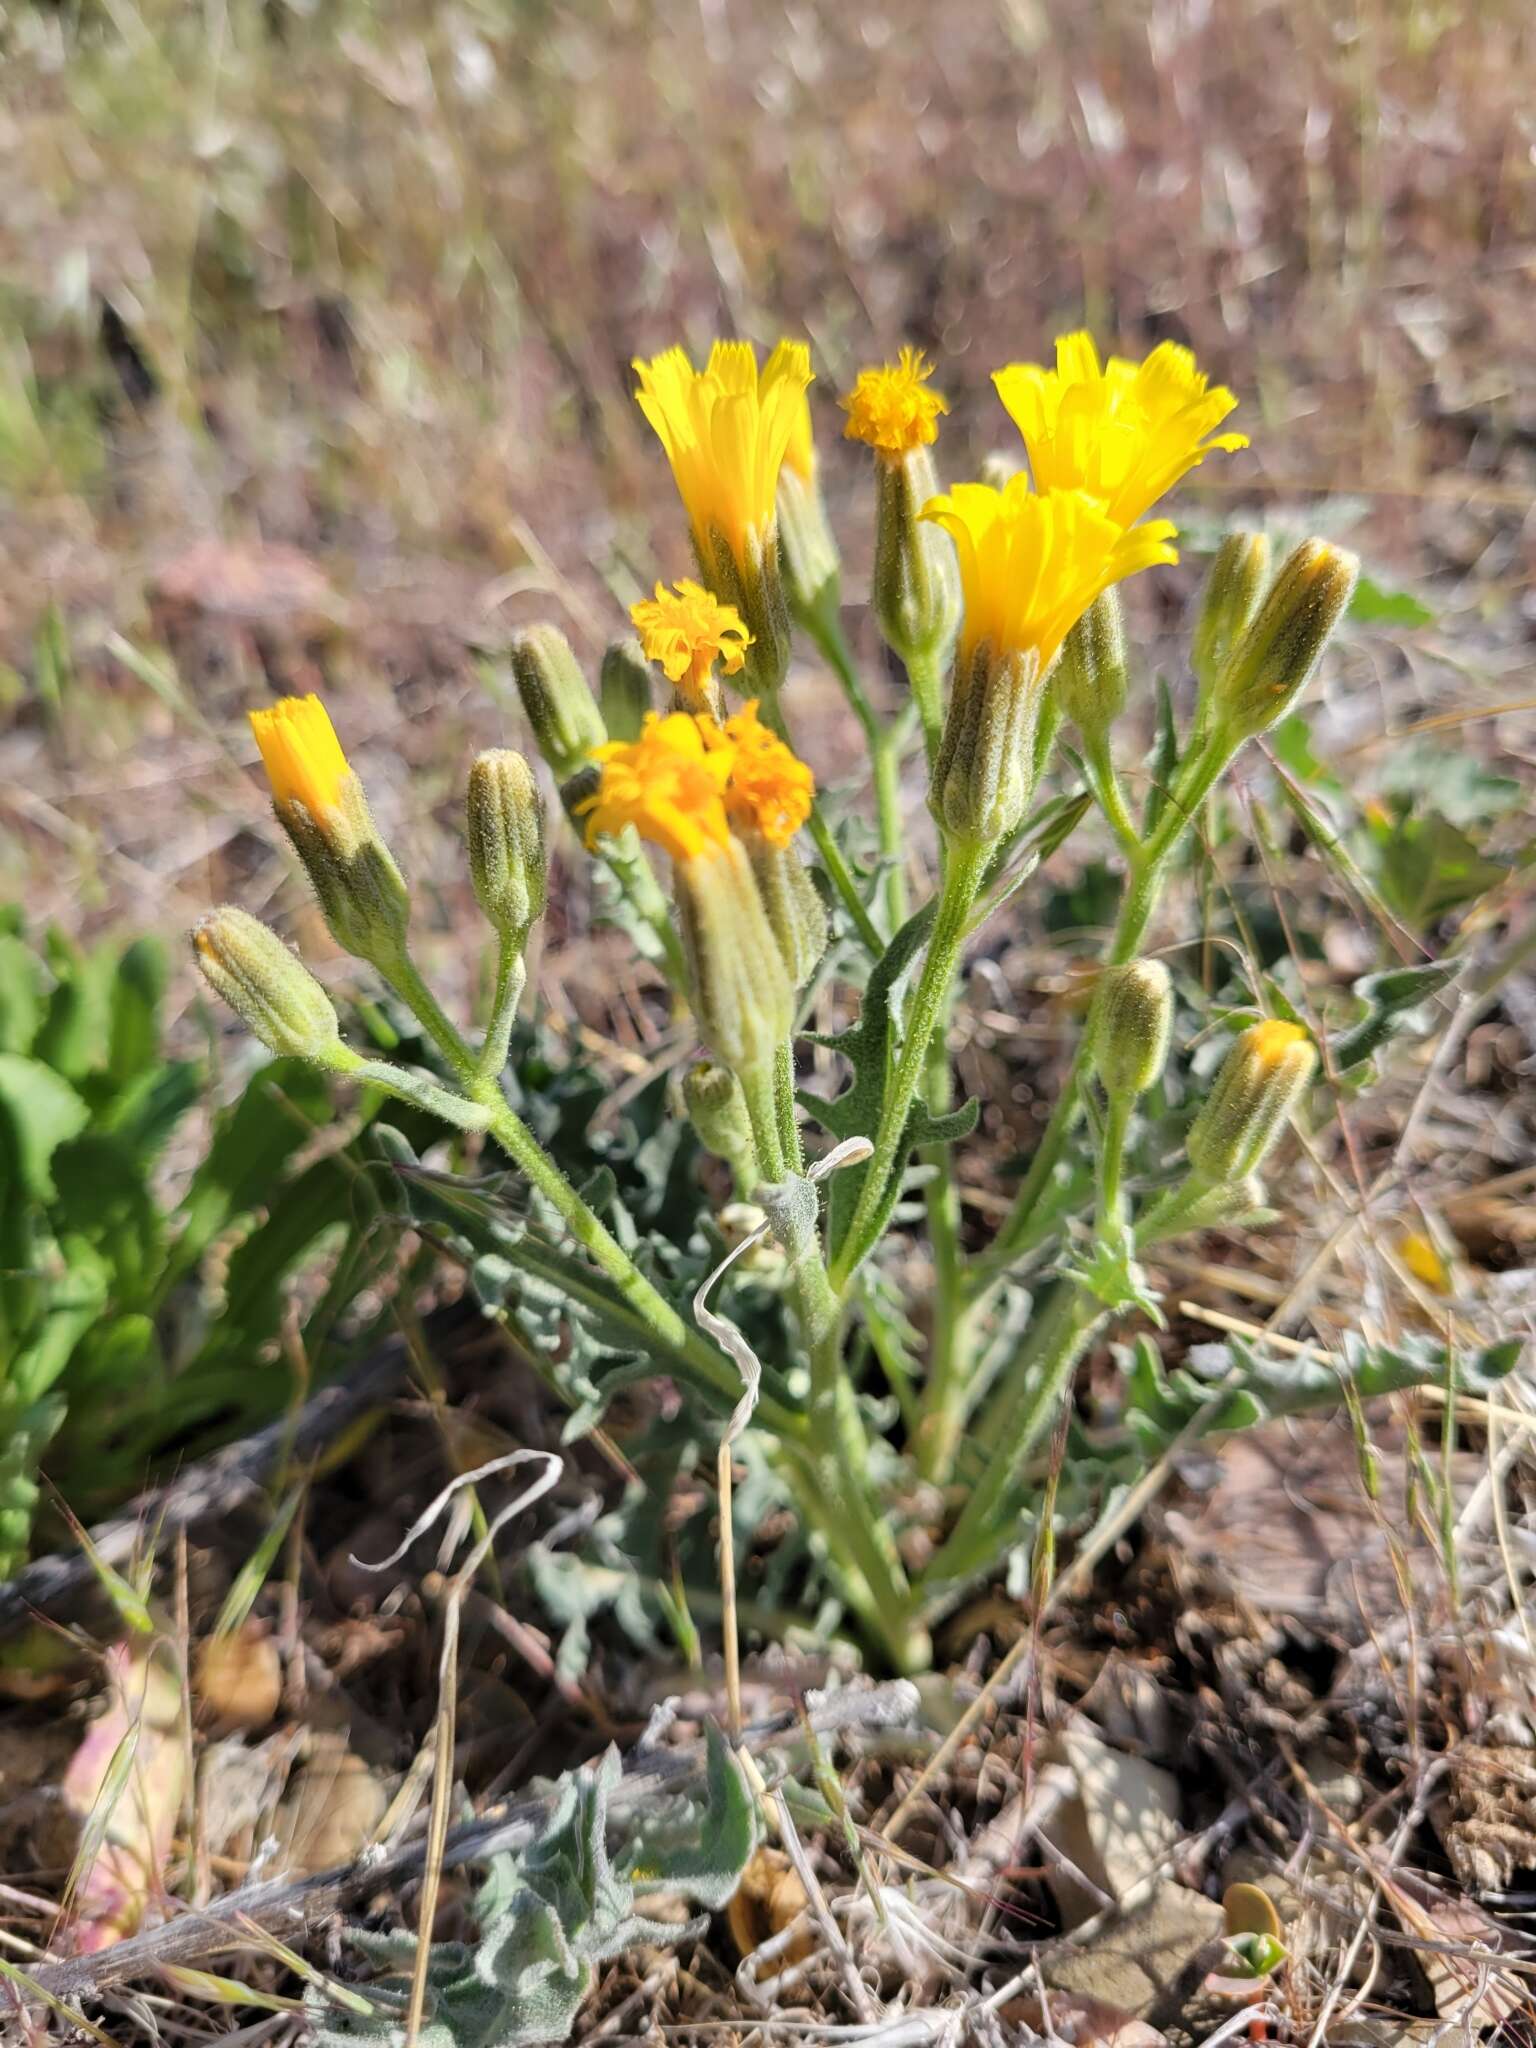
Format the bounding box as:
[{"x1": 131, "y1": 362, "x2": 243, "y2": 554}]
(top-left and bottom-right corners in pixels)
[
  {"x1": 1269, "y1": 712, "x2": 1341, "y2": 792},
  {"x1": 0, "y1": 935, "x2": 42, "y2": 1054},
  {"x1": 1332, "y1": 957, "x2": 1459, "y2": 1072},
  {"x1": 308, "y1": 1728, "x2": 756, "y2": 2047},
  {"x1": 51, "y1": 1135, "x2": 164, "y2": 1303},
  {"x1": 0, "y1": 1054, "x2": 91, "y2": 1200},
  {"x1": 167, "y1": 1058, "x2": 335, "y2": 1283},
  {"x1": 1348, "y1": 573, "x2": 1434, "y2": 628},
  {"x1": 1364, "y1": 808, "x2": 1507, "y2": 928},
  {"x1": 1142, "y1": 674, "x2": 1180, "y2": 834},
  {"x1": 107, "y1": 937, "x2": 167, "y2": 1087},
  {"x1": 799, "y1": 900, "x2": 978, "y2": 1260},
  {"x1": 1377, "y1": 740, "x2": 1523, "y2": 829}
]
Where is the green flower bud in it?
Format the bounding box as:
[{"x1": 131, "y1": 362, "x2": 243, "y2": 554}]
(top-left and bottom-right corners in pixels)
[
  {"x1": 467, "y1": 749, "x2": 547, "y2": 941},
  {"x1": 683, "y1": 1061, "x2": 760, "y2": 1195},
  {"x1": 510, "y1": 624, "x2": 607, "y2": 782},
  {"x1": 1055, "y1": 589, "x2": 1129, "y2": 743},
  {"x1": 1088, "y1": 960, "x2": 1173, "y2": 1103},
  {"x1": 929, "y1": 641, "x2": 1043, "y2": 850},
  {"x1": 739, "y1": 830, "x2": 828, "y2": 988},
  {"x1": 1187, "y1": 1019, "x2": 1317, "y2": 1184},
  {"x1": 193, "y1": 907, "x2": 344, "y2": 1062},
  {"x1": 676, "y1": 838, "x2": 794, "y2": 1079},
  {"x1": 697, "y1": 521, "x2": 792, "y2": 700},
  {"x1": 778, "y1": 464, "x2": 841, "y2": 627},
  {"x1": 1209, "y1": 540, "x2": 1358, "y2": 741},
  {"x1": 871, "y1": 446, "x2": 961, "y2": 671},
  {"x1": 598, "y1": 638, "x2": 653, "y2": 743},
  {"x1": 1192, "y1": 532, "x2": 1270, "y2": 690}
]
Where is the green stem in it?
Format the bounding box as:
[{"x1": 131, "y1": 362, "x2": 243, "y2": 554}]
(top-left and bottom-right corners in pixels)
[
  {"x1": 478, "y1": 1088, "x2": 803, "y2": 1434},
  {"x1": 1096, "y1": 1091, "x2": 1132, "y2": 1242},
  {"x1": 904, "y1": 646, "x2": 945, "y2": 769},
  {"x1": 375, "y1": 944, "x2": 801, "y2": 1436},
  {"x1": 1083, "y1": 731, "x2": 1141, "y2": 860},
  {"x1": 773, "y1": 1039, "x2": 803, "y2": 1176},
  {"x1": 918, "y1": 1283, "x2": 1106, "y2": 1601},
  {"x1": 800, "y1": 604, "x2": 908, "y2": 943},
  {"x1": 475, "y1": 933, "x2": 527, "y2": 1087},
  {"x1": 375, "y1": 947, "x2": 481, "y2": 1092},
  {"x1": 738, "y1": 1063, "x2": 789, "y2": 1183},
  {"x1": 981, "y1": 734, "x2": 1232, "y2": 1278},
  {"x1": 831, "y1": 836, "x2": 989, "y2": 1293},
  {"x1": 911, "y1": 1003, "x2": 973, "y2": 1484},
  {"x1": 601, "y1": 832, "x2": 688, "y2": 986}
]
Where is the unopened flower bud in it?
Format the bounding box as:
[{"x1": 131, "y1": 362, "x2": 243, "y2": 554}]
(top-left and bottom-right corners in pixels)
[
  {"x1": 1055, "y1": 589, "x2": 1129, "y2": 743},
  {"x1": 929, "y1": 643, "x2": 1043, "y2": 850},
  {"x1": 193, "y1": 907, "x2": 344, "y2": 1062},
  {"x1": 510, "y1": 624, "x2": 607, "y2": 782},
  {"x1": 467, "y1": 749, "x2": 547, "y2": 941},
  {"x1": 871, "y1": 447, "x2": 961, "y2": 672},
  {"x1": 1192, "y1": 533, "x2": 1270, "y2": 690},
  {"x1": 778, "y1": 400, "x2": 841, "y2": 626},
  {"x1": 1209, "y1": 540, "x2": 1358, "y2": 741},
  {"x1": 1089, "y1": 960, "x2": 1173, "y2": 1103},
  {"x1": 676, "y1": 838, "x2": 794, "y2": 1079},
  {"x1": 1186, "y1": 1019, "x2": 1316, "y2": 1184},
  {"x1": 684, "y1": 1061, "x2": 760, "y2": 1195},
  {"x1": 249, "y1": 696, "x2": 410, "y2": 966},
  {"x1": 599, "y1": 638, "x2": 653, "y2": 742},
  {"x1": 740, "y1": 831, "x2": 828, "y2": 988}
]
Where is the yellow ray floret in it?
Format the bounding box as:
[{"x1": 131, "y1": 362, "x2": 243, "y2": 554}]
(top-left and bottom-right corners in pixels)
[
  {"x1": 920, "y1": 477, "x2": 1177, "y2": 669},
  {"x1": 578, "y1": 711, "x2": 734, "y2": 866},
  {"x1": 633, "y1": 339, "x2": 814, "y2": 560},
  {"x1": 784, "y1": 390, "x2": 816, "y2": 484},
  {"x1": 1247, "y1": 1018, "x2": 1310, "y2": 1068},
  {"x1": 630, "y1": 580, "x2": 753, "y2": 705},
  {"x1": 720, "y1": 700, "x2": 815, "y2": 848},
  {"x1": 993, "y1": 333, "x2": 1246, "y2": 529},
  {"x1": 842, "y1": 348, "x2": 948, "y2": 457},
  {"x1": 249, "y1": 695, "x2": 352, "y2": 816}
]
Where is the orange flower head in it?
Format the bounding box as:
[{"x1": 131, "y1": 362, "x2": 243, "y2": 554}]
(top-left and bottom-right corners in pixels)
[
  {"x1": 577, "y1": 711, "x2": 733, "y2": 865},
  {"x1": 630, "y1": 580, "x2": 753, "y2": 710},
  {"x1": 720, "y1": 700, "x2": 815, "y2": 848},
  {"x1": 842, "y1": 347, "x2": 948, "y2": 458}
]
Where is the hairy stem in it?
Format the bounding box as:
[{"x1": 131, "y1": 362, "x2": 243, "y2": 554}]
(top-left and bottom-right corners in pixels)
[
  {"x1": 919, "y1": 1283, "x2": 1106, "y2": 1600},
  {"x1": 981, "y1": 734, "x2": 1231, "y2": 1277},
  {"x1": 831, "y1": 836, "x2": 989, "y2": 1293}
]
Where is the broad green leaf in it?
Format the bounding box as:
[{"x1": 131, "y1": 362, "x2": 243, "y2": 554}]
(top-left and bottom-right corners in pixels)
[
  {"x1": 107, "y1": 936, "x2": 167, "y2": 1087},
  {"x1": 0, "y1": 1053, "x2": 91, "y2": 1199},
  {"x1": 1364, "y1": 808, "x2": 1507, "y2": 927},
  {"x1": 1348, "y1": 573, "x2": 1434, "y2": 628}
]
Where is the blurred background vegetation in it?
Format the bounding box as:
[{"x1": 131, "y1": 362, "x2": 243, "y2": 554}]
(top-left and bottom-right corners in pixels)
[{"x1": 1, "y1": 0, "x2": 1531, "y2": 964}]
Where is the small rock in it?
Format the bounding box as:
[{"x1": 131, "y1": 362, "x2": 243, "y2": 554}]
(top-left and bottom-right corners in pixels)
[{"x1": 195, "y1": 1628, "x2": 283, "y2": 1733}]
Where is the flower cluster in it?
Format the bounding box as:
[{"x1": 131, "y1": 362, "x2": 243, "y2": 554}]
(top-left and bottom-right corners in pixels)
[
  {"x1": 192, "y1": 319, "x2": 1371, "y2": 1681},
  {"x1": 578, "y1": 701, "x2": 813, "y2": 866}
]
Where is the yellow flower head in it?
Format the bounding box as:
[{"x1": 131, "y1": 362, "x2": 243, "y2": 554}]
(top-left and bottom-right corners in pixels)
[
  {"x1": 633, "y1": 340, "x2": 814, "y2": 562},
  {"x1": 720, "y1": 701, "x2": 815, "y2": 848},
  {"x1": 993, "y1": 333, "x2": 1247, "y2": 529},
  {"x1": 1247, "y1": 1018, "x2": 1310, "y2": 1069},
  {"x1": 578, "y1": 711, "x2": 733, "y2": 865},
  {"x1": 784, "y1": 389, "x2": 817, "y2": 484},
  {"x1": 249, "y1": 695, "x2": 352, "y2": 817},
  {"x1": 920, "y1": 476, "x2": 1177, "y2": 669},
  {"x1": 842, "y1": 347, "x2": 948, "y2": 458},
  {"x1": 630, "y1": 580, "x2": 753, "y2": 709}
]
